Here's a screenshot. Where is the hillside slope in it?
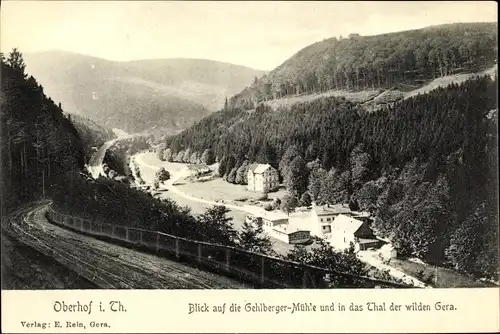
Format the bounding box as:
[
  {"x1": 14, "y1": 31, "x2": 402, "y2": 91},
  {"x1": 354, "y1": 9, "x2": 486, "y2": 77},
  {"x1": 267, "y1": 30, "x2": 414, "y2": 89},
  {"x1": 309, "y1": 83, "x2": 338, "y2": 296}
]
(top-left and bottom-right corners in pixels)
[
  {"x1": 160, "y1": 75, "x2": 498, "y2": 281},
  {"x1": 69, "y1": 113, "x2": 116, "y2": 159},
  {"x1": 23, "y1": 51, "x2": 266, "y2": 134},
  {"x1": 1, "y1": 50, "x2": 85, "y2": 214},
  {"x1": 229, "y1": 22, "x2": 497, "y2": 110}
]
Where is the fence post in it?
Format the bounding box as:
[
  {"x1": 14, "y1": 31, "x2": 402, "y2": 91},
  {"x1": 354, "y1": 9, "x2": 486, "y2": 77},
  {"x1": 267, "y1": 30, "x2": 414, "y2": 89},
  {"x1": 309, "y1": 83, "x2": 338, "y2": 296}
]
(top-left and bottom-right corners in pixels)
[
  {"x1": 140, "y1": 230, "x2": 143, "y2": 244},
  {"x1": 175, "y1": 238, "x2": 180, "y2": 259},
  {"x1": 225, "y1": 248, "x2": 230, "y2": 271},
  {"x1": 100, "y1": 223, "x2": 103, "y2": 236},
  {"x1": 261, "y1": 256, "x2": 265, "y2": 283},
  {"x1": 125, "y1": 227, "x2": 129, "y2": 241},
  {"x1": 156, "y1": 233, "x2": 160, "y2": 252},
  {"x1": 112, "y1": 225, "x2": 116, "y2": 236},
  {"x1": 197, "y1": 244, "x2": 202, "y2": 264},
  {"x1": 81, "y1": 219, "x2": 85, "y2": 232}
]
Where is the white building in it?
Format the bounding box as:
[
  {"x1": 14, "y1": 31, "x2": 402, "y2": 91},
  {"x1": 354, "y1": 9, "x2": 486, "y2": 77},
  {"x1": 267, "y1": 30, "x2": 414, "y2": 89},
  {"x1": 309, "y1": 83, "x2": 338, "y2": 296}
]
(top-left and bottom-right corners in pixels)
[
  {"x1": 309, "y1": 203, "x2": 354, "y2": 237},
  {"x1": 328, "y1": 214, "x2": 380, "y2": 251},
  {"x1": 246, "y1": 202, "x2": 376, "y2": 247},
  {"x1": 247, "y1": 164, "x2": 279, "y2": 193},
  {"x1": 379, "y1": 244, "x2": 397, "y2": 260},
  {"x1": 258, "y1": 210, "x2": 289, "y2": 233},
  {"x1": 272, "y1": 224, "x2": 311, "y2": 244},
  {"x1": 245, "y1": 210, "x2": 311, "y2": 244}
]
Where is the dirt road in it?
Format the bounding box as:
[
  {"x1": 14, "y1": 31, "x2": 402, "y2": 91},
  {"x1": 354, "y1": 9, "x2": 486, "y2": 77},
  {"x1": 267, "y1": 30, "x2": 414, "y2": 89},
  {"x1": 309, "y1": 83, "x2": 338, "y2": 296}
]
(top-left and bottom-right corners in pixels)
[
  {"x1": 2, "y1": 204, "x2": 97, "y2": 290},
  {"x1": 4, "y1": 202, "x2": 248, "y2": 289}
]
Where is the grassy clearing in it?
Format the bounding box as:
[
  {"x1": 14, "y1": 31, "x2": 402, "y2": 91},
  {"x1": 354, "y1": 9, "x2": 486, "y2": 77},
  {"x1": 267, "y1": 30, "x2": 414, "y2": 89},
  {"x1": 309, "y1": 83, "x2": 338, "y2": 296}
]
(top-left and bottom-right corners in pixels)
[
  {"x1": 265, "y1": 89, "x2": 382, "y2": 110},
  {"x1": 404, "y1": 65, "x2": 497, "y2": 100},
  {"x1": 176, "y1": 177, "x2": 286, "y2": 207},
  {"x1": 387, "y1": 258, "x2": 491, "y2": 288},
  {"x1": 260, "y1": 65, "x2": 498, "y2": 113}
]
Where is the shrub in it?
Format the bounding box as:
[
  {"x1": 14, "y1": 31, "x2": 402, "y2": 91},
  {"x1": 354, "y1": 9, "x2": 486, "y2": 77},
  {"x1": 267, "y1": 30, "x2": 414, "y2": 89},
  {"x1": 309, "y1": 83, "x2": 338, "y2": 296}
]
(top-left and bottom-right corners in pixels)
[
  {"x1": 258, "y1": 193, "x2": 269, "y2": 201},
  {"x1": 156, "y1": 167, "x2": 170, "y2": 182}
]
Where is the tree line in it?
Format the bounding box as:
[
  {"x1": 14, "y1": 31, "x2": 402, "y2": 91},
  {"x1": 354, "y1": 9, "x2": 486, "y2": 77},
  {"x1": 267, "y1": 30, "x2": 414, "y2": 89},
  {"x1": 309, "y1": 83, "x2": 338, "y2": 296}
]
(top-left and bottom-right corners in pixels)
[
  {"x1": 1, "y1": 49, "x2": 85, "y2": 215},
  {"x1": 160, "y1": 75, "x2": 498, "y2": 280},
  {"x1": 229, "y1": 22, "x2": 497, "y2": 109}
]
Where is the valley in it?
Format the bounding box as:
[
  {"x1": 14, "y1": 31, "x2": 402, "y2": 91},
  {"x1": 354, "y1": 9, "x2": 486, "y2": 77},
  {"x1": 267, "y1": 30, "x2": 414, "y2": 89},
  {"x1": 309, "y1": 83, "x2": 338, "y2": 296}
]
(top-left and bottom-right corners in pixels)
[
  {"x1": 22, "y1": 51, "x2": 266, "y2": 134},
  {"x1": 2, "y1": 19, "x2": 498, "y2": 290},
  {"x1": 131, "y1": 152, "x2": 299, "y2": 256}
]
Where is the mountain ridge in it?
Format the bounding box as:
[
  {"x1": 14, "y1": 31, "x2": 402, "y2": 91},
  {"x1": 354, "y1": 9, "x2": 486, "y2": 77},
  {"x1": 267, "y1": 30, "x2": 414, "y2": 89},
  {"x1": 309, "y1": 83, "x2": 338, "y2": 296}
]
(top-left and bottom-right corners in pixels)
[
  {"x1": 228, "y1": 21, "x2": 497, "y2": 110},
  {"x1": 22, "y1": 50, "x2": 267, "y2": 134}
]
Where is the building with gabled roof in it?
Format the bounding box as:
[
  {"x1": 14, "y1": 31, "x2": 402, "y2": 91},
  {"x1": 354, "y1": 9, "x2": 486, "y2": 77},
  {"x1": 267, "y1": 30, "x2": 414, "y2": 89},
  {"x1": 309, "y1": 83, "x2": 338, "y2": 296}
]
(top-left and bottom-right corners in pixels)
[
  {"x1": 309, "y1": 202, "x2": 354, "y2": 237},
  {"x1": 327, "y1": 214, "x2": 380, "y2": 251},
  {"x1": 247, "y1": 163, "x2": 279, "y2": 193}
]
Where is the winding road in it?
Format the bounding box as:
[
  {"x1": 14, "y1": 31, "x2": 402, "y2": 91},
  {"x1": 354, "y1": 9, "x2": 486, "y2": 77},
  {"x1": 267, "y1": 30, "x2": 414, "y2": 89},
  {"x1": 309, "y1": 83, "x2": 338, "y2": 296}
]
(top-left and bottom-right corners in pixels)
[
  {"x1": 4, "y1": 202, "x2": 247, "y2": 289},
  {"x1": 134, "y1": 152, "x2": 273, "y2": 217}
]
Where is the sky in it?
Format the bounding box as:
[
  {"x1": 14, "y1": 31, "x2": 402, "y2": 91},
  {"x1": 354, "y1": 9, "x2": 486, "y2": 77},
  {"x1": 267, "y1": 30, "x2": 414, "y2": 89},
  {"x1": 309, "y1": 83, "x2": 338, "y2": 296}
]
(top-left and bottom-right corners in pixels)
[{"x1": 1, "y1": 1, "x2": 497, "y2": 70}]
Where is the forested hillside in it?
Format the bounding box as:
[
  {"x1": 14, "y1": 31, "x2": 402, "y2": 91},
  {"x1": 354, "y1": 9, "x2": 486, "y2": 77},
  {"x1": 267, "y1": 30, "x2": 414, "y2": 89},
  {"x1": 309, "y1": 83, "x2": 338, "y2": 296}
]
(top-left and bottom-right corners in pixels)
[
  {"x1": 230, "y1": 22, "x2": 497, "y2": 110},
  {"x1": 23, "y1": 51, "x2": 266, "y2": 133},
  {"x1": 160, "y1": 75, "x2": 498, "y2": 279},
  {"x1": 0, "y1": 49, "x2": 85, "y2": 214},
  {"x1": 69, "y1": 113, "x2": 115, "y2": 159}
]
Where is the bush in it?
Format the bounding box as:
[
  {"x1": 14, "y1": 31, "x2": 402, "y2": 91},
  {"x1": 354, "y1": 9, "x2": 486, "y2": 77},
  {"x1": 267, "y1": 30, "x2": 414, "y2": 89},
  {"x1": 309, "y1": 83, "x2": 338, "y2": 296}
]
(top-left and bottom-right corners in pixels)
[
  {"x1": 108, "y1": 169, "x2": 117, "y2": 179},
  {"x1": 264, "y1": 204, "x2": 273, "y2": 211},
  {"x1": 258, "y1": 193, "x2": 269, "y2": 201},
  {"x1": 156, "y1": 167, "x2": 170, "y2": 182},
  {"x1": 272, "y1": 198, "x2": 282, "y2": 210}
]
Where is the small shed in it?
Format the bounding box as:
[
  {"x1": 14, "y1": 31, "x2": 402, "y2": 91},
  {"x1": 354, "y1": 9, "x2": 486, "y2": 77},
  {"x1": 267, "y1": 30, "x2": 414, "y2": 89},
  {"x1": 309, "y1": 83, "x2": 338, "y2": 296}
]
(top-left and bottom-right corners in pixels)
[{"x1": 379, "y1": 244, "x2": 397, "y2": 260}]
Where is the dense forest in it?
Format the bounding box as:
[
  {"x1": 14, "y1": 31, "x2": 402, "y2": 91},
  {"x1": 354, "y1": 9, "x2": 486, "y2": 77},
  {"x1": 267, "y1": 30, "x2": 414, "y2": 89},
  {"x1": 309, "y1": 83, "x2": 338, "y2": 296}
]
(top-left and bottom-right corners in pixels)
[
  {"x1": 160, "y1": 75, "x2": 498, "y2": 279},
  {"x1": 230, "y1": 22, "x2": 497, "y2": 109},
  {"x1": 0, "y1": 49, "x2": 85, "y2": 215},
  {"x1": 102, "y1": 135, "x2": 153, "y2": 180},
  {"x1": 69, "y1": 114, "x2": 115, "y2": 159}
]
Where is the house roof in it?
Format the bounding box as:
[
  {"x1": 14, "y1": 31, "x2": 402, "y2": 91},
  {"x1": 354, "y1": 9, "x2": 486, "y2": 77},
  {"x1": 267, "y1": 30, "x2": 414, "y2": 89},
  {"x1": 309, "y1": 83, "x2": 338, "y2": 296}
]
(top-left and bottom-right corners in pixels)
[
  {"x1": 358, "y1": 238, "x2": 380, "y2": 245},
  {"x1": 273, "y1": 223, "x2": 310, "y2": 235},
  {"x1": 332, "y1": 214, "x2": 365, "y2": 235},
  {"x1": 248, "y1": 208, "x2": 288, "y2": 222},
  {"x1": 289, "y1": 212, "x2": 312, "y2": 231},
  {"x1": 380, "y1": 244, "x2": 395, "y2": 251},
  {"x1": 248, "y1": 163, "x2": 274, "y2": 174},
  {"x1": 313, "y1": 203, "x2": 352, "y2": 216}
]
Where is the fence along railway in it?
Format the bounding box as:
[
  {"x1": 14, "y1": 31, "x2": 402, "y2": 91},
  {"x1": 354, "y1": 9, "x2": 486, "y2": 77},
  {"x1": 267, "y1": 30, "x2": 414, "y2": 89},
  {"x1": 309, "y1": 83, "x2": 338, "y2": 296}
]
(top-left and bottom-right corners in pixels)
[{"x1": 46, "y1": 205, "x2": 412, "y2": 289}]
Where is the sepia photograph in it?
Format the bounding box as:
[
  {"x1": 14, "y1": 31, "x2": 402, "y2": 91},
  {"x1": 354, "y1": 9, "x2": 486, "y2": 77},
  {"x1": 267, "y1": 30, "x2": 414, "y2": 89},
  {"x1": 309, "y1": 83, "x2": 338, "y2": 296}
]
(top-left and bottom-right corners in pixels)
[{"x1": 1, "y1": 0, "x2": 498, "y2": 296}]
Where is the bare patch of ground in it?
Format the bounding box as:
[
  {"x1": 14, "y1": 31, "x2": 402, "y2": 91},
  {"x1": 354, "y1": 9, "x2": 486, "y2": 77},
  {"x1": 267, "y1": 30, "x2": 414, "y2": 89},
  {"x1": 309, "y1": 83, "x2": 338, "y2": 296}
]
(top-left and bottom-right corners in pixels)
[
  {"x1": 387, "y1": 258, "x2": 494, "y2": 288},
  {"x1": 1, "y1": 230, "x2": 97, "y2": 290}
]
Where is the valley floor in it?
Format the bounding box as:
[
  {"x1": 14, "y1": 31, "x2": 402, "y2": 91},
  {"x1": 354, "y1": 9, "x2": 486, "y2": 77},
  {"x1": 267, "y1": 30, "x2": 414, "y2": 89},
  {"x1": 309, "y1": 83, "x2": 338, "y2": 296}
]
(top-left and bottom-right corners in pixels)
[{"x1": 133, "y1": 152, "x2": 300, "y2": 255}]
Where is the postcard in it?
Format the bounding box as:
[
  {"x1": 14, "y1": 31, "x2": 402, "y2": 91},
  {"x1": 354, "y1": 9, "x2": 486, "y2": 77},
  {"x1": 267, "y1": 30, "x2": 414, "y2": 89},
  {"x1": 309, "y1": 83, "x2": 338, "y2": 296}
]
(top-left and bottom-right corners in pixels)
[{"x1": 1, "y1": 1, "x2": 498, "y2": 333}]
